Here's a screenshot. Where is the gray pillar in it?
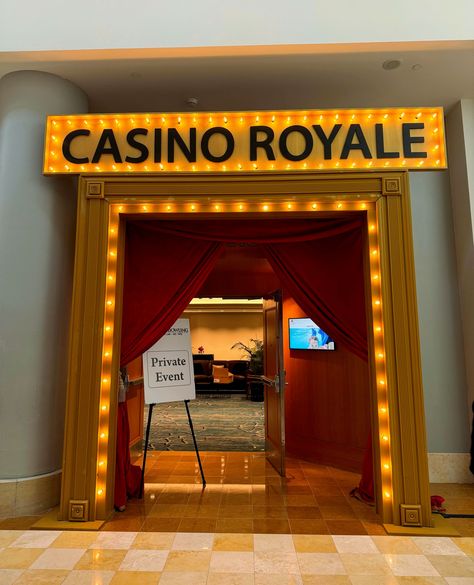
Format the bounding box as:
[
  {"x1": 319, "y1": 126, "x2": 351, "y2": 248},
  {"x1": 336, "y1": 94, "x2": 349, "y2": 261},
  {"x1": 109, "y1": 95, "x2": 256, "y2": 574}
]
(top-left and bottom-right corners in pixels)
[{"x1": 0, "y1": 71, "x2": 88, "y2": 479}]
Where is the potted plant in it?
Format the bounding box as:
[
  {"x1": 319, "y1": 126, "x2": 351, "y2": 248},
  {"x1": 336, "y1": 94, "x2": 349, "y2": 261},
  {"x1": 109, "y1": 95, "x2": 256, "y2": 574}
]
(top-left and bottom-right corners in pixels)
[{"x1": 231, "y1": 339, "x2": 264, "y2": 401}]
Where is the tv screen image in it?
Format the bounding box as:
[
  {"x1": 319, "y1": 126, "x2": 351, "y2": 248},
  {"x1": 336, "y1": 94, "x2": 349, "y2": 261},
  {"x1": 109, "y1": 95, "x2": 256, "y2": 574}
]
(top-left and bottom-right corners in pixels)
[{"x1": 288, "y1": 318, "x2": 335, "y2": 350}]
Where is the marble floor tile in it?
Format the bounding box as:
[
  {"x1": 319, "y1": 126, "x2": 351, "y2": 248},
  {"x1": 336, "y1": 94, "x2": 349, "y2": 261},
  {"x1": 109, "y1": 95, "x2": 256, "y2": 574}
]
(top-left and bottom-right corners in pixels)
[
  {"x1": 163, "y1": 550, "x2": 211, "y2": 572},
  {"x1": 10, "y1": 530, "x2": 61, "y2": 549},
  {"x1": 384, "y1": 554, "x2": 440, "y2": 577},
  {"x1": 131, "y1": 532, "x2": 175, "y2": 550},
  {"x1": 425, "y1": 554, "x2": 474, "y2": 577},
  {"x1": 110, "y1": 571, "x2": 161, "y2": 585},
  {"x1": 254, "y1": 534, "x2": 295, "y2": 552},
  {"x1": 0, "y1": 548, "x2": 44, "y2": 569},
  {"x1": 74, "y1": 549, "x2": 127, "y2": 570},
  {"x1": 90, "y1": 532, "x2": 138, "y2": 550},
  {"x1": 208, "y1": 573, "x2": 256, "y2": 585},
  {"x1": 0, "y1": 569, "x2": 23, "y2": 584},
  {"x1": 158, "y1": 570, "x2": 208, "y2": 584},
  {"x1": 411, "y1": 537, "x2": 466, "y2": 556},
  {"x1": 300, "y1": 576, "x2": 351, "y2": 585},
  {"x1": 171, "y1": 531, "x2": 214, "y2": 550},
  {"x1": 119, "y1": 549, "x2": 169, "y2": 572},
  {"x1": 292, "y1": 535, "x2": 337, "y2": 553},
  {"x1": 254, "y1": 551, "x2": 299, "y2": 575},
  {"x1": 11, "y1": 569, "x2": 70, "y2": 584},
  {"x1": 62, "y1": 569, "x2": 115, "y2": 584},
  {"x1": 0, "y1": 531, "x2": 23, "y2": 549},
  {"x1": 372, "y1": 537, "x2": 422, "y2": 555},
  {"x1": 297, "y1": 552, "x2": 347, "y2": 575},
  {"x1": 332, "y1": 536, "x2": 379, "y2": 553},
  {"x1": 213, "y1": 534, "x2": 254, "y2": 551},
  {"x1": 255, "y1": 574, "x2": 303, "y2": 585},
  {"x1": 30, "y1": 548, "x2": 86, "y2": 570},
  {"x1": 210, "y1": 551, "x2": 255, "y2": 573},
  {"x1": 339, "y1": 553, "x2": 392, "y2": 575},
  {"x1": 50, "y1": 531, "x2": 100, "y2": 549}
]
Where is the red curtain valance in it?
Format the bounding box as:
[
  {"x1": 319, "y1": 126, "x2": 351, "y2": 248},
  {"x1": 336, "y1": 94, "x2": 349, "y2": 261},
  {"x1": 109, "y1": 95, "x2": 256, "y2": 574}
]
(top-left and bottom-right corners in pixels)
[{"x1": 121, "y1": 217, "x2": 368, "y2": 365}]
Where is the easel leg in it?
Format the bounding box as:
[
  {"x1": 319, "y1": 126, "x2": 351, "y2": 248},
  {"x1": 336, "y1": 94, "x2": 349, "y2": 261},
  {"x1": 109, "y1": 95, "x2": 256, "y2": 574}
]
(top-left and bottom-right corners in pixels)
[
  {"x1": 140, "y1": 403, "x2": 155, "y2": 498},
  {"x1": 184, "y1": 399, "x2": 206, "y2": 487}
]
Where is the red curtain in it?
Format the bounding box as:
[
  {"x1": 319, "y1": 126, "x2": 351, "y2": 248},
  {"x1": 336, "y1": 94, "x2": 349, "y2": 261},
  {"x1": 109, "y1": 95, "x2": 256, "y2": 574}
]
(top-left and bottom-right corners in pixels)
[
  {"x1": 121, "y1": 223, "x2": 224, "y2": 365},
  {"x1": 121, "y1": 217, "x2": 368, "y2": 365}
]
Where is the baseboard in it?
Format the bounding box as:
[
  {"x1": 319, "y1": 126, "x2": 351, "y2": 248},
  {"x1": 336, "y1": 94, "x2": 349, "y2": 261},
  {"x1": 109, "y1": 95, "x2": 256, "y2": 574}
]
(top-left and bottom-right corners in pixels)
[
  {"x1": 428, "y1": 452, "x2": 474, "y2": 483},
  {"x1": 0, "y1": 471, "x2": 62, "y2": 518}
]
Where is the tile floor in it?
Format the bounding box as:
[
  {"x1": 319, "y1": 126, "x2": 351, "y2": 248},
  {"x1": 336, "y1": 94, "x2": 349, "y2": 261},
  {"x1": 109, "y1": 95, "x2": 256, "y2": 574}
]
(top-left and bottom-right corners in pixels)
[
  {"x1": 1, "y1": 452, "x2": 473, "y2": 582},
  {"x1": 102, "y1": 451, "x2": 383, "y2": 534},
  {"x1": 0, "y1": 530, "x2": 473, "y2": 584}
]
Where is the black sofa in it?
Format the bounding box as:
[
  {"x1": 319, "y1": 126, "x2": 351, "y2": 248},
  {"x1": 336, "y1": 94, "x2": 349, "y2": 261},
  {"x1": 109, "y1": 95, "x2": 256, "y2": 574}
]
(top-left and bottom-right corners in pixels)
[{"x1": 192, "y1": 358, "x2": 250, "y2": 392}]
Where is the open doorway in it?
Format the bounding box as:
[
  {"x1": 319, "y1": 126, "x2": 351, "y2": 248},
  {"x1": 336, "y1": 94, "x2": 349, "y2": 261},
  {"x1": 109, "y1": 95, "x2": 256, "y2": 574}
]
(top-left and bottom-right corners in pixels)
[{"x1": 107, "y1": 232, "x2": 377, "y2": 533}]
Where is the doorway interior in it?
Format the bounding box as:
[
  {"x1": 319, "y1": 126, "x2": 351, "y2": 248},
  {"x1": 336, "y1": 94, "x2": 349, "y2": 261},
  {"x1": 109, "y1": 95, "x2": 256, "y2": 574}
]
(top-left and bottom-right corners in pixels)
[{"x1": 60, "y1": 172, "x2": 432, "y2": 531}]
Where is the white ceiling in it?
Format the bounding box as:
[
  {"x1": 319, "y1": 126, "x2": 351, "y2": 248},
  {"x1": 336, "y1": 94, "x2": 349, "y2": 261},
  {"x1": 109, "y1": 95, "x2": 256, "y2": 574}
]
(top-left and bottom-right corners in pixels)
[{"x1": 1, "y1": 45, "x2": 473, "y2": 114}]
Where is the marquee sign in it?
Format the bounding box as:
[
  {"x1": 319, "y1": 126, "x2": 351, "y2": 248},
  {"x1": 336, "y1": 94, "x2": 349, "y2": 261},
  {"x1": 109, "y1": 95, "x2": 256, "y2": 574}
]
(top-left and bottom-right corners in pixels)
[{"x1": 43, "y1": 108, "x2": 446, "y2": 174}]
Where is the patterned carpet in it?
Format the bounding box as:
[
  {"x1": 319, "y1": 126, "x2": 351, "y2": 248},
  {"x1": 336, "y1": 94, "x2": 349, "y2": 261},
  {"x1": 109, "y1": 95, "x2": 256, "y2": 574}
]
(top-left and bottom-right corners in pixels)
[{"x1": 144, "y1": 393, "x2": 265, "y2": 452}]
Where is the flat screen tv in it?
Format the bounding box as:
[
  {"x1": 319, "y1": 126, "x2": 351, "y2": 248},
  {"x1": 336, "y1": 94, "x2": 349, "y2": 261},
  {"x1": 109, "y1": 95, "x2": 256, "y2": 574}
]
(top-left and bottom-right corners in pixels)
[{"x1": 288, "y1": 318, "x2": 335, "y2": 350}]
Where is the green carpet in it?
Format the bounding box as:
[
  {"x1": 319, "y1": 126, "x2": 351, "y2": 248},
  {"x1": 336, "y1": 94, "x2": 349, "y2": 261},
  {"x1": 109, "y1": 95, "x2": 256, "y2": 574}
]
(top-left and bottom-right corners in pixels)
[{"x1": 144, "y1": 393, "x2": 264, "y2": 451}]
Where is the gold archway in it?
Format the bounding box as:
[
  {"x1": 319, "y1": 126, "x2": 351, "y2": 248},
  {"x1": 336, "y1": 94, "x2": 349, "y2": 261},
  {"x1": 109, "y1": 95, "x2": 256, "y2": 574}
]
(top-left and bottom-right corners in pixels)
[{"x1": 60, "y1": 171, "x2": 433, "y2": 532}]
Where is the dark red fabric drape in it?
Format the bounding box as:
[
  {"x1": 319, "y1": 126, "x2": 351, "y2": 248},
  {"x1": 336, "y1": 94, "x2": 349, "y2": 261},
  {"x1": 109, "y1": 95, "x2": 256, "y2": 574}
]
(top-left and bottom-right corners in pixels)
[
  {"x1": 121, "y1": 223, "x2": 224, "y2": 365},
  {"x1": 121, "y1": 218, "x2": 368, "y2": 365},
  {"x1": 114, "y1": 402, "x2": 142, "y2": 509}
]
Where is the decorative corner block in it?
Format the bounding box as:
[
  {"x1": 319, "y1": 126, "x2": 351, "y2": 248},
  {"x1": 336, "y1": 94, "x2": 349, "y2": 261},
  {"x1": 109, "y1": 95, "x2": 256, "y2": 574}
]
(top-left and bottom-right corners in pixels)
[
  {"x1": 69, "y1": 499, "x2": 89, "y2": 522},
  {"x1": 382, "y1": 177, "x2": 401, "y2": 196},
  {"x1": 87, "y1": 182, "x2": 104, "y2": 198},
  {"x1": 400, "y1": 504, "x2": 422, "y2": 527}
]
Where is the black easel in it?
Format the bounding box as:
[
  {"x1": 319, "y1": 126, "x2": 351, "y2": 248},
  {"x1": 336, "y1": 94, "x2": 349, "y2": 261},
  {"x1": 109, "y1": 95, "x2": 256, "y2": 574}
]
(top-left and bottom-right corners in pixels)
[{"x1": 140, "y1": 400, "x2": 206, "y2": 498}]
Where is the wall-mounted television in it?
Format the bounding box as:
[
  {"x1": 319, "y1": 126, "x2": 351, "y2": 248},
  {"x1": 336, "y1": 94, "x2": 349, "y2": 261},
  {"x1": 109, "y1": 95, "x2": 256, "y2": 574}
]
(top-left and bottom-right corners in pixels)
[{"x1": 288, "y1": 318, "x2": 335, "y2": 350}]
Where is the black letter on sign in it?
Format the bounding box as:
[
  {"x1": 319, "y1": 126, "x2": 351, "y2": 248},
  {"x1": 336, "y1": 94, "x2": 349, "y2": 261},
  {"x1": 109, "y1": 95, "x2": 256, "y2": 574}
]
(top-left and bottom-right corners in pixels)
[
  {"x1": 375, "y1": 124, "x2": 399, "y2": 158},
  {"x1": 201, "y1": 127, "x2": 234, "y2": 162},
  {"x1": 168, "y1": 128, "x2": 197, "y2": 162},
  {"x1": 340, "y1": 124, "x2": 372, "y2": 159},
  {"x1": 312, "y1": 125, "x2": 342, "y2": 160},
  {"x1": 154, "y1": 128, "x2": 162, "y2": 163},
  {"x1": 62, "y1": 129, "x2": 91, "y2": 164},
  {"x1": 279, "y1": 125, "x2": 313, "y2": 161},
  {"x1": 125, "y1": 128, "x2": 149, "y2": 163},
  {"x1": 402, "y1": 123, "x2": 427, "y2": 158},
  {"x1": 250, "y1": 126, "x2": 275, "y2": 161},
  {"x1": 92, "y1": 129, "x2": 122, "y2": 163}
]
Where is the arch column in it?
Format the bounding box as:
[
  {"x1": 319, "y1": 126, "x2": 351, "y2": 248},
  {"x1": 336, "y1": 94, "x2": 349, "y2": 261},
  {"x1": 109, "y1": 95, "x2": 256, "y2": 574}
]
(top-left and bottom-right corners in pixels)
[{"x1": 0, "y1": 71, "x2": 88, "y2": 515}]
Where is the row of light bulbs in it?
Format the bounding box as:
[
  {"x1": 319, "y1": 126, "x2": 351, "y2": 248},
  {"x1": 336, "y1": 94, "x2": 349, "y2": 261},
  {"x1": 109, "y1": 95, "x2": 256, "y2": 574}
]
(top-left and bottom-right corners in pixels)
[
  {"x1": 48, "y1": 158, "x2": 440, "y2": 174},
  {"x1": 50, "y1": 109, "x2": 439, "y2": 129},
  {"x1": 367, "y1": 208, "x2": 393, "y2": 505},
  {"x1": 95, "y1": 200, "x2": 393, "y2": 511},
  {"x1": 96, "y1": 216, "x2": 119, "y2": 504}
]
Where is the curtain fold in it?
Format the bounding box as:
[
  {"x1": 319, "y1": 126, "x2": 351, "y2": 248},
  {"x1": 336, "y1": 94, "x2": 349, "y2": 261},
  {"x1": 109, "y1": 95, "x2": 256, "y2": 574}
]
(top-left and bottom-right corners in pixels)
[{"x1": 121, "y1": 223, "x2": 224, "y2": 365}]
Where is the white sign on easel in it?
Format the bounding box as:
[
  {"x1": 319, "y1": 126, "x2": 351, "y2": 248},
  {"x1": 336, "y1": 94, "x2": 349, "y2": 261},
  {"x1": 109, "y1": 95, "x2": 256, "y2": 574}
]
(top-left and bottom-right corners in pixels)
[{"x1": 142, "y1": 318, "x2": 196, "y2": 405}]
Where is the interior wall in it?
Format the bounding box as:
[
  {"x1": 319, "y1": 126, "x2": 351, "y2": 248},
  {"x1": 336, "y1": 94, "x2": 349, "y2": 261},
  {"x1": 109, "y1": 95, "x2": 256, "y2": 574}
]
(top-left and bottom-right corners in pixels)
[
  {"x1": 183, "y1": 311, "x2": 263, "y2": 360},
  {"x1": 409, "y1": 170, "x2": 470, "y2": 453},
  {"x1": 283, "y1": 295, "x2": 371, "y2": 472}
]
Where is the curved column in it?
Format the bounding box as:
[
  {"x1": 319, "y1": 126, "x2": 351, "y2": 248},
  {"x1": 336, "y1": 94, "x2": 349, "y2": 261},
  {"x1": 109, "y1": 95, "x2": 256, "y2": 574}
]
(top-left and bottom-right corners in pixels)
[{"x1": 0, "y1": 71, "x2": 88, "y2": 503}]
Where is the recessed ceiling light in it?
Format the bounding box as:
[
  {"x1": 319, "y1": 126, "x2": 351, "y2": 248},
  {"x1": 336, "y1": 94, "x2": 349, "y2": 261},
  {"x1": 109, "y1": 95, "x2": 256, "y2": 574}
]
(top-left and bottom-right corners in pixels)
[
  {"x1": 382, "y1": 59, "x2": 402, "y2": 71},
  {"x1": 411, "y1": 64, "x2": 423, "y2": 71},
  {"x1": 186, "y1": 97, "x2": 199, "y2": 108}
]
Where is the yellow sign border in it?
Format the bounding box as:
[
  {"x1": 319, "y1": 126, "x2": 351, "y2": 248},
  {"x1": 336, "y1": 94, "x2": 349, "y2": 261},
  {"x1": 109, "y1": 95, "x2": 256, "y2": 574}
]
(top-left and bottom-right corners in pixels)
[{"x1": 44, "y1": 107, "x2": 446, "y2": 174}]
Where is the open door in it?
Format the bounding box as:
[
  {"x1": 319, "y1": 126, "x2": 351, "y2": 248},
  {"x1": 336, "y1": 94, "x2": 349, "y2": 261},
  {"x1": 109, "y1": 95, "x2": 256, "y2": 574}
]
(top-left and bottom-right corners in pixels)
[{"x1": 262, "y1": 292, "x2": 286, "y2": 476}]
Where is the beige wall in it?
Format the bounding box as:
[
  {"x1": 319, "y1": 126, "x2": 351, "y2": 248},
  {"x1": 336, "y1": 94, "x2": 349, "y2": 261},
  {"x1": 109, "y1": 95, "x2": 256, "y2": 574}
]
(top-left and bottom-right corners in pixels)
[{"x1": 183, "y1": 311, "x2": 263, "y2": 360}]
